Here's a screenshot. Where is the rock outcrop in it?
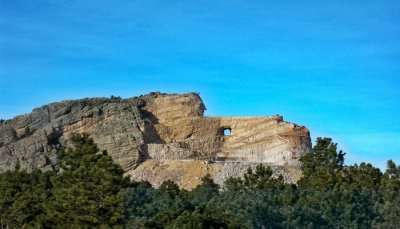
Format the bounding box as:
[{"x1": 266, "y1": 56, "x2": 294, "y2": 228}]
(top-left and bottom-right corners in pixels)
[{"x1": 0, "y1": 92, "x2": 311, "y2": 189}]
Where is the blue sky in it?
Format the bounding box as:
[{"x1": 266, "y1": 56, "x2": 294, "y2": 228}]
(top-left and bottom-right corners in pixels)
[{"x1": 1, "y1": 0, "x2": 399, "y2": 169}]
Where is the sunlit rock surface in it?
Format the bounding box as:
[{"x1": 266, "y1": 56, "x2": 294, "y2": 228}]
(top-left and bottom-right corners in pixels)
[{"x1": 0, "y1": 92, "x2": 311, "y2": 189}]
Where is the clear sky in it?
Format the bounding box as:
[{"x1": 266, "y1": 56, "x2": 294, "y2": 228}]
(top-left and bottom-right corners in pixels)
[{"x1": 1, "y1": 0, "x2": 399, "y2": 169}]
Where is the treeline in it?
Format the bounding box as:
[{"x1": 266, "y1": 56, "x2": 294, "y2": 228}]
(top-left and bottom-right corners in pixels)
[{"x1": 1, "y1": 135, "x2": 400, "y2": 228}]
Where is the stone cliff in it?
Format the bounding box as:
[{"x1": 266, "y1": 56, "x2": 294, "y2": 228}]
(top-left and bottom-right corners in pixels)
[{"x1": 0, "y1": 92, "x2": 311, "y2": 189}]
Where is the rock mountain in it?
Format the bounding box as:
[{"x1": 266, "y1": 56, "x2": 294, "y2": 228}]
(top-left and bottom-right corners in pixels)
[{"x1": 0, "y1": 92, "x2": 311, "y2": 189}]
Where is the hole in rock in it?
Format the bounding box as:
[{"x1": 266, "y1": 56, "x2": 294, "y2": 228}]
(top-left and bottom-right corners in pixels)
[{"x1": 223, "y1": 128, "x2": 232, "y2": 136}]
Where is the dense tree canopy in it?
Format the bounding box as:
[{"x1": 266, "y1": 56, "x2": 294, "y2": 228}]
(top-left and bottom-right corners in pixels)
[
  {"x1": 0, "y1": 134, "x2": 130, "y2": 228},
  {"x1": 1, "y1": 135, "x2": 400, "y2": 228}
]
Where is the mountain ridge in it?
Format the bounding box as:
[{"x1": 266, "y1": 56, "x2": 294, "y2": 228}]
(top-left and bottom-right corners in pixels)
[{"x1": 0, "y1": 92, "x2": 311, "y2": 189}]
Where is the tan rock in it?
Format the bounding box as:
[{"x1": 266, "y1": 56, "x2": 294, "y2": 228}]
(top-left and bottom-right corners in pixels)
[{"x1": 0, "y1": 92, "x2": 311, "y2": 189}]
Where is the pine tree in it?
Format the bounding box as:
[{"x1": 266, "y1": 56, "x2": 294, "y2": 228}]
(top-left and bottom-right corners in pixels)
[
  {"x1": 299, "y1": 137, "x2": 345, "y2": 190},
  {"x1": 42, "y1": 134, "x2": 130, "y2": 228}
]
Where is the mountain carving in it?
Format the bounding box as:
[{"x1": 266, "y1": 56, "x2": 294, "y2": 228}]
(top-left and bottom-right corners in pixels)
[{"x1": 0, "y1": 92, "x2": 311, "y2": 189}]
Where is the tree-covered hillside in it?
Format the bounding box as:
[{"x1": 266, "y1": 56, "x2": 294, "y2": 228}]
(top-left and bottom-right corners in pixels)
[{"x1": 1, "y1": 134, "x2": 399, "y2": 228}]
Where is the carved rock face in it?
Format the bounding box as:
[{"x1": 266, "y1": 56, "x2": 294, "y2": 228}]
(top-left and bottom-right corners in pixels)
[{"x1": 0, "y1": 92, "x2": 311, "y2": 189}]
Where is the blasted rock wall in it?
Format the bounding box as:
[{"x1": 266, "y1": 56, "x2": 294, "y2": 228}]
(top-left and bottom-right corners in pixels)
[
  {"x1": 217, "y1": 117, "x2": 310, "y2": 166},
  {"x1": 127, "y1": 160, "x2": 303, "y2": 189},
  {"x1": 0, "y1": 92, "x2": 311, "y2": 189}
]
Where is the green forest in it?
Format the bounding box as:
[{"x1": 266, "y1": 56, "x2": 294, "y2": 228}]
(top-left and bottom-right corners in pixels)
[{"x1": 1, "y1": 134, "x2": 399, "y2": 229}]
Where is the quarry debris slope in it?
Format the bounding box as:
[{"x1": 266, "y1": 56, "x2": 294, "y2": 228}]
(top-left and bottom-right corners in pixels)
[{"x1": 0, "y1": 92, "x2": 311, "y2": 189}]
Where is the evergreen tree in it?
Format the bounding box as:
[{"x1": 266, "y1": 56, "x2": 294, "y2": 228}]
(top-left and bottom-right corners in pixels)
[
  {"x1": 375, "y1": 160, "x2": 400, "y2": 228},
  {"x1": 42, "y1": 134, "x2": 130, "y2": 228},
  {"x1": 189, "y1": 175, "x2": 219, "y2": 206},
  {"x1": 0, "y1": 164, "x2": 54, "y2": 228},
  {"x1": 1, "y1": 134, "x2": 400, "y2": 228},
  {"x1": 299, "y1": 137, "x2": 345, "y2": 190}
]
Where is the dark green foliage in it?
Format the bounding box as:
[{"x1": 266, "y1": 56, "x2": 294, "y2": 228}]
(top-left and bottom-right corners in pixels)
[
  {"x1": 376, "y1": 160, "x2": 400, "y2": 228},
  {"x1": 0, "y1": 168, "x2": 54, "y2": 228},
  {"x1": 0, "y1": 134, "x2": 129, "y2": 228},
  {"x1": 124, "y1": 176, "x2": 245, "y2": 228},
  {"x1": 1, "y1": 135, "x2": 400, "y2": 228},
  {"x1": 189, "y1": 175, "x2": 219, "y2": 206},
  {"x1": 110, "y1": 95, "x2": 122, "y2": 100},
  {"x1": 43, "y1": 134, "x2": 130, "y2": 228},
  {"x1": 168, "y1": 206, "x2": 245, "y2": 229},
  {"x1": 299, "y1": 137, "x2": 345, "y2": 190}
]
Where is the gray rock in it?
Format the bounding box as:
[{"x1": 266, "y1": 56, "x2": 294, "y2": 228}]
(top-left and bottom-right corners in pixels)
[{"x1": 0, "y1": 92, "x2": 311, "y2": 189}]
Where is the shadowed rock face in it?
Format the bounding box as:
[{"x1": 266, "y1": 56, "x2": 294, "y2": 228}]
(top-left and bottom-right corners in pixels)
[{"x1": 0, "y1": 92, "x2": 311, "y2": 189}]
